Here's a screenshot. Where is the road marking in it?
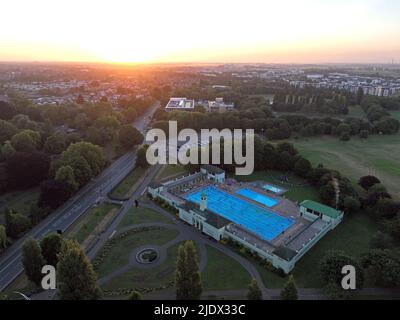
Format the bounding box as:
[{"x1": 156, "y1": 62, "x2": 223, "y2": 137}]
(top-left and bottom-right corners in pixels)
[{"x1": 109, "y1": 230, "x2": 116, "y2": 239}]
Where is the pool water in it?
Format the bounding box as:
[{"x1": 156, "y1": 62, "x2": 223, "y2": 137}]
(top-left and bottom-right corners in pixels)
[
  {"x1": 236, "y1": 188, "x2": 278, "y2": 207},
  {"x1": 184, "y1": 185, "x2": 293, "y2": 241},
  {"x1": 263, "y1": 184, "x2": 282, "y2": 194}
]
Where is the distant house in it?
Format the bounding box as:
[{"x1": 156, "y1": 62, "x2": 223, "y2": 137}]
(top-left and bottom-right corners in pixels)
[{"x1": 165, "y1": 97, "x2": 194, "y2": 111}]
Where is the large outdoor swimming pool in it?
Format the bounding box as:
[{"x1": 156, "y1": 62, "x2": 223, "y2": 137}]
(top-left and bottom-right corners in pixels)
[
  {"x1": 235, "y1": 188, "x2": 278, "y2": 207},
  {"x1": 184, "y1": 185, "x2": 293, "y2": 241}
]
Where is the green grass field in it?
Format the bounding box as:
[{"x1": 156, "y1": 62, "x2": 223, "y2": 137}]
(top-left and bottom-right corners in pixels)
[
  {"x1": 0, "y1": 188, "x2": 40, "y2": 224},
  {"x1": 117, "y1": 207, "x2": 172, "y2": 231},
  {"x1": 202, "y1": 245, "x2": 252, "y2": 291},
  {"x1": 94, "y1": 227, "x2": 179, "y2": 278},
  {"x1": 290, "y1": 135, "x2": 400, "y2": 197},
  {"x1": 110, "y1": 166, "x2": 146, "y2": 198},
  {"x1": 70, "y1": 204, "x2": 120, "y2": 244}
]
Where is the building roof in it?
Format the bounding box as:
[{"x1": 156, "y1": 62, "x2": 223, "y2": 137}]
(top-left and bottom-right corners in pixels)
[
  {"x1": 300, "y1": 200, "x2": 342, "y2": 219},
  {"x1": 201, "y1": 164, "x2": 225, "y2": 175},
  {"x1": 272, "y1": 246, "x2": 298, "y2": 261},
  {"x1": 182, "y1": 200, "x2": 230, "y2": 229}
]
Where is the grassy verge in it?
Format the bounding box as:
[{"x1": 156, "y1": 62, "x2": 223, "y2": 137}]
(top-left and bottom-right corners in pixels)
[
  {"x1": 117, "y1": 207, "x2": 173, "y2": 231},
  {"x1": 110, "y1": 166, "x2": 146, "y2": 199},
  {"x1": 156, "y1": 164, "x2": 189, "y2": 182},
  {"x1": 202, "y1": 245, "x2": 252, "y2": 291},
  {"x1": 67, "y1": 204, "x2": 120, "y2": 244}
]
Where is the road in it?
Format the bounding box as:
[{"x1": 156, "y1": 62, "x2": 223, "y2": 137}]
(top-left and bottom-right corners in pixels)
[{"x1": 0, "y1": 101, "x2": 159, "y2": 292}]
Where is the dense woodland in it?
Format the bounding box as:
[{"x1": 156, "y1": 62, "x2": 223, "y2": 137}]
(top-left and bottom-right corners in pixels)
[{"x1": 0, "y1": 95, "x2": 149, "y2": 243}]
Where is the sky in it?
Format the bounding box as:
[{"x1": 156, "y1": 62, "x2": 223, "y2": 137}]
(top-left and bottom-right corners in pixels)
[{"x1": 0, "y1": 0, "x2": 399, "y2": 64}]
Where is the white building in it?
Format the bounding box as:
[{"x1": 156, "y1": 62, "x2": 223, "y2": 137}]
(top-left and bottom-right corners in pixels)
[{"x1": 165, "y1": 97, "x2": 194, "y2": 111}]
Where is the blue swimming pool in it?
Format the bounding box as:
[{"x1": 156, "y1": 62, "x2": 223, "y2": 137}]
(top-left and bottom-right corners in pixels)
[
  {"x1": 184, "y1": 185, "x2": 293, "y2": 241},
  {"x1": 236, "y1": 188, "x2": 278, "y2": 207},
  {"x1": 263, "y1": 184, "x2": 282, "y2": 194}
]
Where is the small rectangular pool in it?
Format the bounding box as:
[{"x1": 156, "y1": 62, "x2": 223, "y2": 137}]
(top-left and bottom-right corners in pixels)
[
  {"x1": 236, "y1": 188, "x2": 278, "y2": 207},
  {"x1": 184, "y1": 186, "x2": 293, "y2": 241},
  {"x1": 263, "y1": 184, "x2": 283, "y2": 194}
]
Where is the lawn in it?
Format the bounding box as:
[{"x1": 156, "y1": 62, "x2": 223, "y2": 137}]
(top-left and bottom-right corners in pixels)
[
  {"x1": 110, "y1": 166, "x2": 146, "y2": 199},
  {"x1": 101, "y1": 242, "x2": 182, "y2": 295},
  {"x1": 156, "y1": 164, "x2": 189, "y2": 182},
  {"x1": 290, "y1": 135, "x2": 400, "y2": 197},
  {"x1": 117, "y1": 207, "x2": 173, "y2": 231},
  {"x1": 94, "y1": 227, "x2": 179, "y2": 278},
  {"x1": 293, "y1": 213, "x2": 380, "y2": 287},
  {"x1": 68, "y1": 204, "x2": 120, "y2": 244},
  {"x1": 0, "y1": 188, "x2": 40, "y2": 224},
  {"x1": 234, "y1": 170, "x2": 321, "y2": 202},
  {"x1": 202, "y1": 245, "x2": 252, "y2": 291}
]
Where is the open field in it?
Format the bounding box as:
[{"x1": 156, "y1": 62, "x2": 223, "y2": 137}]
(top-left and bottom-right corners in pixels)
[
  {"x1": 0, "y1": 188, "x2": 40, "y2": 224},
  {"x1": 202, "y1": 245, "x2": 251, "y2": 291},
  {"x1": 117, "y1": 207, "x2": 173, "y2": 231},
  {"x1": 110, "y1": 166, "x2": 146, "y2": 199},
  {"x1": 290, "y1": 135, "x2": 400, "y2": 197}
]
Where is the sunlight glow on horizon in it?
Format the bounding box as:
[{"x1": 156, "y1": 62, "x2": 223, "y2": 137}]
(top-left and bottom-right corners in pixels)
[{"x1": 1, "y1": 0, "x2": 400, "y2": 64}]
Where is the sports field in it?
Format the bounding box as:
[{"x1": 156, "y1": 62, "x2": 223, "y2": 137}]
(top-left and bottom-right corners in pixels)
[{"x1": 290, "y1": 134, "x2": 400, "y2": 197}]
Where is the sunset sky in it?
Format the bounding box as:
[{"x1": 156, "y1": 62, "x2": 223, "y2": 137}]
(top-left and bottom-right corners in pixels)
[{"x1": 1, "y1": 0, "x2": 399, "y2": 64}]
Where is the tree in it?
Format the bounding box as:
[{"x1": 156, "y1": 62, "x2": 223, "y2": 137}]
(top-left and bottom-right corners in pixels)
[
  {"x1": 356, "y1": 87, "x2": 364, "y2": 105},
  {"x1": 57, "y1": 239, "x2": 102, "y2": 300},
  {"x1": 247, "y1": 278, "x2": 262, "y2": 300},
  {"x1": 118, "y1": 125, "x2": 144, "y2": 149},
  {"x1": 40, "y1": 233, "x2": 64, "y2": 267},
  {"x1": 294, "y1": 157, "x2": 312, "y2": 177},
  {"x1": 339, "y1": 131, "x2": 350, "y2": 142},
  {"x1": 59, "y1": 142, "x2": 105, "y2": 187},
  {"x1": 7, "y1": 152, "x2": 50, "y2": 189},
  {"x1": 44, "y1": 134, "x2": 66, "y2": 154},
  {"x1": 127, "y1": 291, "x2": 142, "y2": 300},
  {"x1": 0, "y1": 101, "x2": 17, "y2": 120},
  {"x1": 343, "y1": 196, "x2": 361, "y2": 214},
  {"x1": 358, "y1": 175, "x2": 381, "y2": 190},
  {"x1": 22, "y1": 237, "x2": 45, "y2": 286},
  {"x1": 5, "y1": 209, "x2": 31, "y2": 238},
  {"x1": 175, "y1": 241, "x2": 202, "y2": 300},
  {"x1": 361, "y1": 249, "x2": 400, "y2": 287},
  {"x1": 359, "y1": 130, "x2": 369, "y2": 139},
  {"x1": 0, "y1": 120, "x2": 18, "y2": 144},
  {"x1": 55, "y1": 165, "x2": 79, "y2": 191},
  {"x1": 137, "y1": 144, "x2": 149, "y2": 168},
  {"x1": 320, "y1": 250, "x2": 364, "y2": 288},
  {"x1": 0, "y1": 225, "x2": 6, "y2": 251},
  {"x1": 11, "y1": 130, "x2": 38, "y2": 152},
  {"x1": 1, "y1": 140, "x2": 16, "y2": 160},
  {"x1": 39, "y1": 179, "x2": 73, "y2": 209},
  {"x1": 280, "y1": 275, "x2": 298, "y2": 300},
  {"x1": 323, "y1": 282, "x2": 352, "y2": 300}
]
